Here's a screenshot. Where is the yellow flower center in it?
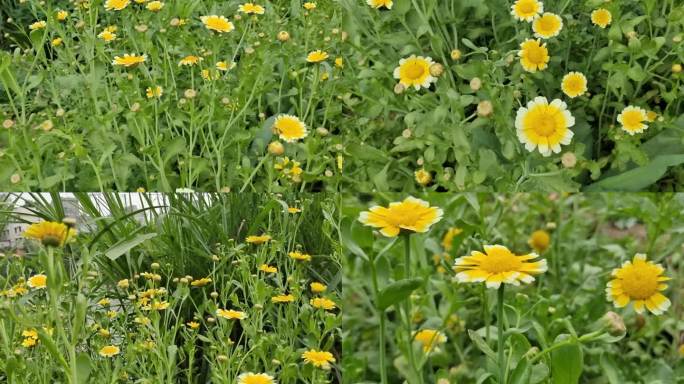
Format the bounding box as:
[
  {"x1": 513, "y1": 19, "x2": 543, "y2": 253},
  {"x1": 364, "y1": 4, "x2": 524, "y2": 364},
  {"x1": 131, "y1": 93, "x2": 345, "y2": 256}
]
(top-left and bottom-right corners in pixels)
[
  {"x1": 404, "y1": 62, "x2": 425, "y2": 79},
  {"x1": 537, "y1": 16, "x2": 557, "y2": 33},
  {"x1": 242, "y1": 376, "x2": 272, "y2": 384},
  {"x1": 526, "y1": 45, "x2": 546, "y2": 63},
  {"x1": 478, "y1": 248, "x2": 523, "y2": 273},
  {"x1": 619, "y1": 265, "x2": 659, "y2": 300},
  {"x1": 519, "y1": 2, "x2": 534, "y2": 13},
  {"x1": 621, "y1": 110, "x2": 644, "y2": 128}
]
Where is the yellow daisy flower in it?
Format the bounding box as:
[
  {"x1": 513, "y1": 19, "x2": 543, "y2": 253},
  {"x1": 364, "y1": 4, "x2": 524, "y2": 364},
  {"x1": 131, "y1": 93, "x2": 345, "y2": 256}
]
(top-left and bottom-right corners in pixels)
[
  {"x1": 104, "y1": 0, "x2": 130, "y2": 11},
  {"x1": 239, "y1": 3, "x2": 266, "y2": 15},
  {"x1": 146, "y1": 1, "x2": 164, "y2": 11},
  {"x1": 27, "y1": 274, "x2": 47, "y2": 289},
  {"x1": 246, "y1": 234, "x2": 272, "y2": 244},
  {"x1": 454, "y1": 245, "x2": 547, "y2": 289},
  {"x1": 237, "y1": 372, "x2": 276, "y2": 384},
  {"x1": 271, "y1": 294, "x2": 295, "y2": 303},
  {"x1": 617, "y1": 106, "x2": 648, "y2": 135},
  {"x1": 301, "y1": 349, "x2": 335, "y2": 369},
  {"x1": 187, "y1": 321, "x2": 200, "y2": 329},
  {"x1": 532, "y1": 13, "x2": 563, "y2": 39},
  {"x1": 112, "y1": 54, "x2": 147, "y2": 67},
  {"x1": 561, "y1": 72, "x2": 587, "y2": 98},
  {"x1": 528, "y1": 230, "x2": 550, "y2": 253},
  {"x1": 98, "y1": 30, "x2": 117, "y2": 42},
  {"x1": 288, "y1": 251, "x2": 312, "y2": 261},
  {"x1": 178, "y1": 55, "x2": 202, "y2": 66},
  {"x1": 518, "y1": 39, "x2": 549, "y2": 72},
  {"x1": 190, "y1": 277, "x2": 212, "y2": 287},
  {"x1": 287, "y1": 207, "x2": 301, "y2": 213},
  {"x1": 367, "y1": 0, "x2": 393, "y2": 9},
  {"x1": 310, "y1": 282, "x2": 327, "y2": 293},
  {"x1": 441, "y1": 227, "x2": 463, "y2": 251},
  {"x1": 23, "y1": 221, "x2": 77, "y2": 247},
  {"x1": 99, "y1": 345, "x2": 120, "y2": 357},
  {"x1": 56, "y1": 10, "x2": 69, "y2": 21},
  {"x1": 258, "y1": 264, "x2": 278, "y2": 273},
  {"x1": 216, "y1": 308, "x2": 247, "y2": 320},
  {"x1": 201, "y1": 15, "x2": 235, "y2": 33},
  {"x1": 358, "y1": 196, "x2": 443, "y2": 237},
  {"x1": 310, "y1": 297, "x2": 336, "y2": 310},
  {"x1": 591, "y1": 8, "x2": 612, "y2": 29},
  {"x1": 606, "y1": 254, "x2": 670, "y2": 315},
  {"x1": 393, "y1": 55, "x2": 437, "y2": 90},
  {"x1": 146, "y1": 86, "x2": 163, "y2": 98},
  {"x1": 510, "y1": 0, "x2": 543, "y2": 22},
  {"x1": 515, "y1": 96, "x2": 575, "y2": 156},
  {"x1": 306, "y1": 50, "x2": 329, "y2": 63},
  {"x1": 413, "y1": 329, "x2": 447, "y2": 353},
  {"x1": 303, "y1": 2, "x2": 317, "y2": 10},
  {"x1": 414, "y1": 169, "x2": 432, "y2": 186},
  {"x1": 29, "y1": 21, "x2": 47, "y2": 31},
  {"x1": 51, "y1": 38, "x2": 63, "y2": 47},
  {"x1": 272, "y1": 115, "x2": 308, "y2": 142}
]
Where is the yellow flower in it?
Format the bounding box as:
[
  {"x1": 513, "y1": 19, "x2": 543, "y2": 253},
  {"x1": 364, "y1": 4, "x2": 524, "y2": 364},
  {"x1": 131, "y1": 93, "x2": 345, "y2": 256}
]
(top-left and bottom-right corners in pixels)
[
  {"x1": 98, "y1": 298, "x2": 110, "y2": 306},
  {"x1": 310, "y1": 297, "x2": 336, "y2": 310},
  {"x1": 146, "y1": 1, "x2": 164, "y2": 11},
  {"x1": 216, "y1": 61, "x2": 234, "y2": 71},
  {"x1": 271, "y1": 294, "x2": 295, "y2": 303},
  {"x1": 246, "y1": 234, "x2": 272, "y2": 244},
  {"x1": 117, "y1": 279, "x2": 129, "y2": 289},
  {"x1": 146, "y1": 86, "x2": 163, "y2": 98},
  {"x1": 104, "y1": 0, "x2": 130, "y2": 11},
  {"x1": 518, "y1": 39, "x2": 549, "y2": 72},
  {"x1": 98, "y1": 30, "x2": 117, "y2": 42},
  {"x1": 393, "y1": 55, "x2": 437, "y2": 90},
  {"x1": 272, "y1": 115, "x2": 308, "y2": 142},
  {"x1": 441, "y1": 228, "x2": 463, "y2": 251},
  {"x1": 187, "y1": 321, "x2": 200, "y2": 329},
  {"x1": 367, "y1": 0, "x2": 393, "y2": 9},
  {"x1": 22, "y1": 329, "x2": 38, "y2": 339},
  {"x1": 454, "y1": 245, "x2": 547, "y2": 289},
  {"x1": 413, "y1": 329, "x2": 447, "y2": 353},
  {"x1": 112, "y1": 54, "x2": 147, "y2": 67},
  {"x1": 56, "y1": 10, "x2": 69, "y2": 21},
  {"x1": 358, "y1": 196, "x2": 443, "y2": 237},
  {"x1": 532, "y1": 13, "x2": 563, "y2": 39},
  {"x1": 414, "y1": 169, "x2": 432, "y2": 186},
  {"x1": 29, "y1": 21, "x2": 47, "y2": 31},
  {"x1": 287, "y1": 207, "x2": 301, "y2": 213},
  {"x1": 22, "y1": 337, "x2": 37, "y2": 348},
  {"x1": 216, "y1": 308, "x2": 248, "y2": 320},
  {"x1": 303, "y1": 2, "x2": 317, "y2": 10},
  {"x1": 310, "y1": 282, "x2": 327, "y2": 293},
  {"x1": 201, "y1": 15, "x2": 235, "y2": 33},
  {"x1": 27, "y1": 274, "x2": 47, "y2": 289},
  {"x1": 288, "y1": 251, "x2": 312, "y2": 261},
  {"x1": 258, "y1": 264, "x2": 278, "y2": 273},
  {"x1": 301, "y1": 349, "x2": 335, "y2": 369},
  {"x1": 617, "y1": 106, "x2": 648, "y2": 135},
  {"x1": 149, "y1": 301, "x2": 169, "y2": 311},
  {"x1": 515, "y1": 96, "x2": 575, "y2": 157},
  {"x1": 510, "y1": 0, "x2": 543, "y2": 22},
  {"x1": 51, "y1": 38, "x2": 63, "y2": 47},
  {"x1": 528, "y1": 230, "x2": 550, "y2": 253},
  {"x1": 606, "y1": 254, "x2": 671, "y2": 315},
  {"x1": 334, "y1": 57, "x2": 344, "y2": 68},
  {"x1": 306, "y1": 50, "x2": 328, "y2": 63},
  {"x1": 237, "y1": 373, "x2": 276, "y2": 384},
  {"x1": 99, "y1": 345, "x2": 120, "y2": 357},
  {"x1": 561, "y1": 72, "x2": 587, "y2": 98},
  {"x1": 179, "y1": 55, "x2": 202, "y2": 66},
  {"x1": 191, "y1": 277, "x2": 212, "y2": 287},
  {"x1": 23, "y1": 221, "x2": 76, "y2": 247},
  {"x1": 591, "y1": 8, "x2": 612, "y2": 28},
  {"x1": 239, "y1": 3, "x2": 265, "y2": 15},
  {"x1": 646, "y1": 111, "x2": 658, "y2": 122}
]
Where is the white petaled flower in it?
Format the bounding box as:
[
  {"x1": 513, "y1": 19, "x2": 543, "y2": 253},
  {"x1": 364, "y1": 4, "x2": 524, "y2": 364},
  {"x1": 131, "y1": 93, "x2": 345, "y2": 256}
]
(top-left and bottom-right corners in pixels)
[{"x1": 515, "y1": 97, "x2": 575, "y2": 157}]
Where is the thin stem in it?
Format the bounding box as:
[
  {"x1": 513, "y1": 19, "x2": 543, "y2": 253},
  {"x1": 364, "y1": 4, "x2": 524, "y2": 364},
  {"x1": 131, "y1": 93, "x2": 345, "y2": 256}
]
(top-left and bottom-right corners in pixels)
[
  {"x1": 497, "y1": 285, "x2": 505, "y2": 384},
  {"x1": 402, "y1": 234, "x2": 421, "y2": 383},
  {"x1": 369, "y1": 256, "x2": 388, "y2": 384}
]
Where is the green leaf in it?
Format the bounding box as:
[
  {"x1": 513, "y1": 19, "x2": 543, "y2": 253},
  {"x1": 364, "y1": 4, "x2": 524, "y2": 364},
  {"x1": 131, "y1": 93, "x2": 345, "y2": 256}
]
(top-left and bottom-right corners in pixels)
[
  {"x1": 377, "y1": 278, "x2": 423, "y2": 310},
  {"x1": 105, "y1": 232, "x2": 158, "y2": 261},
  {"x1": 467, "y1": 329, "x2": 497, "y2": 361},
  {"x1": 510, "y1": 357, "x2": 531, "y2": 384},
  {"x1": 599, "y1": 353, "x2": 621, "y2": 384},
  {"x1": 75, "y1": 353, "x2": 92, "y2": 384},
  {"x1": 584, "y1": 154, "x2": 684, "y2": 191},
  {"x1": 549, "y1": 335, "x2": 583, "y2": 384}
]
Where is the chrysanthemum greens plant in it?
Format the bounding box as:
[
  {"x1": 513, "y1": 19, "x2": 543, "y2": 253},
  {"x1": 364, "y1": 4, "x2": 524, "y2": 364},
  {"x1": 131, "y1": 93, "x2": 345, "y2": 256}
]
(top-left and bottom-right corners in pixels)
[
  {"x1": 0, "y1": 192, "x2": 341, "y2": 383},
  {"x1": 342, "y1": 193, "x2": 682, "y2": 383}
]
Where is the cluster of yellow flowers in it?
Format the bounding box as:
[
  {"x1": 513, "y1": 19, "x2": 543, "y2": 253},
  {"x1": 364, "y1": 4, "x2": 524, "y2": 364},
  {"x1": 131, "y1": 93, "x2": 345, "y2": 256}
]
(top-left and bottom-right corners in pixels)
[{"x1": 359, "y1": 197, "x2": 673, "y2": 325}]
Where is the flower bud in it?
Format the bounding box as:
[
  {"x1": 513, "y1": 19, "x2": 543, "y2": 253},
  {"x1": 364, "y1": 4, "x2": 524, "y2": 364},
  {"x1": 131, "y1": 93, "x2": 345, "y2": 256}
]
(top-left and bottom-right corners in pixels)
[{"x1": 268, "y1": 141, "x2": 285, "y2": 156}]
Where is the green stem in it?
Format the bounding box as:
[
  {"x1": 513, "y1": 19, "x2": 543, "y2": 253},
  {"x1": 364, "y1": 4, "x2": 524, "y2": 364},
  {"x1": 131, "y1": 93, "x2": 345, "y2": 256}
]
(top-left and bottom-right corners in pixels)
[
  {"x1": 497, "y1": 285, "x2": 505, "y2": 384},
  {"x1": 402, "y1": 234, "x2": 421, "y2": 383},
  {"x1": 369, "y1": 256, "x2": 388, "y2": 384}
]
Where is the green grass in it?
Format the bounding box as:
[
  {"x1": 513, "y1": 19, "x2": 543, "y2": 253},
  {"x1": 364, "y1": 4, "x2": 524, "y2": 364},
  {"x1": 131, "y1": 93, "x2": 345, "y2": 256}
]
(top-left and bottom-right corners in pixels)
[
  {"x1": 0, "y1": 192, "x2": 341, "y2": 383},
  {"x1": 342, "y1": 193, "x2": 684, "y2": 383}
]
